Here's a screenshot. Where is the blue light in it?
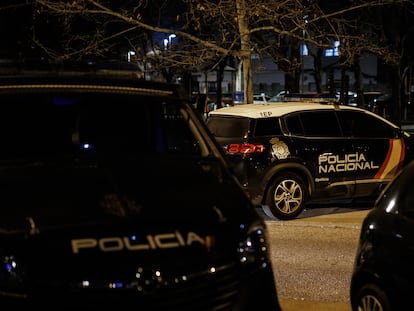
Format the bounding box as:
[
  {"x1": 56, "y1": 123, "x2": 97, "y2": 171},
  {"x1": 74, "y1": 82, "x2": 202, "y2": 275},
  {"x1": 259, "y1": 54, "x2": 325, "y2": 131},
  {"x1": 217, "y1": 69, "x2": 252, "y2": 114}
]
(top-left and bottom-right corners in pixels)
[{"x1": 82, "y1": 143, "x2": 91, "y2": 150}]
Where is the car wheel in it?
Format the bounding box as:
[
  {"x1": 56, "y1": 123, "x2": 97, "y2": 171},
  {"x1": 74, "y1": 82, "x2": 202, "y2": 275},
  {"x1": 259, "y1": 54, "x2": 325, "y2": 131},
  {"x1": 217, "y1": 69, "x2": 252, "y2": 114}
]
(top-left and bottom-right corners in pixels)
[
  {"x1": 353, "y1": 284, "x2": 391, "y2": 311},
  {"x1": 265, "y1": 172, "x2": 307, "y2": 220}
]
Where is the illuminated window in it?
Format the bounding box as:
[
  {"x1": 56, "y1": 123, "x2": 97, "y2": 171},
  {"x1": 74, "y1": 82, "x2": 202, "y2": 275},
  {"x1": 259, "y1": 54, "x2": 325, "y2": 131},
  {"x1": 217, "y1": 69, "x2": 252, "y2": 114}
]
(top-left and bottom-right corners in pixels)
[
  {"x1": 325, "y1": 41, "x2": 340, "y2": 57},
  {"x1": 301, "y1": 43, "x2": 308, "y2": 56}
]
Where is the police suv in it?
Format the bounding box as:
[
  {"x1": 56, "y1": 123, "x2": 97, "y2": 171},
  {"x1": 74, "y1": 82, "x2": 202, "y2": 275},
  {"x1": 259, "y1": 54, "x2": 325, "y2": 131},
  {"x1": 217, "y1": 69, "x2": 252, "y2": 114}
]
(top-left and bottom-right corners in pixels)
[
  {"x1": 0, "y1": 68, "x2": 281, "y2": 310},
  {"x1": 206, "y1": 100, "x2": 414, "y2": 220}
]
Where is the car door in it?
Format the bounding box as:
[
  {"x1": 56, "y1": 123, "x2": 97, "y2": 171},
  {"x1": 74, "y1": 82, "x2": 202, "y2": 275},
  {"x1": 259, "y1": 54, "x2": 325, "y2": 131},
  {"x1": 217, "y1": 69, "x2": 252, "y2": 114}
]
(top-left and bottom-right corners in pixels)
[
  {"x1": 284, "y1": 109, "x2": 357, "y2": 200},
  {"x1": 337, "y1": 110, "x2": 405, "y2": 197}
]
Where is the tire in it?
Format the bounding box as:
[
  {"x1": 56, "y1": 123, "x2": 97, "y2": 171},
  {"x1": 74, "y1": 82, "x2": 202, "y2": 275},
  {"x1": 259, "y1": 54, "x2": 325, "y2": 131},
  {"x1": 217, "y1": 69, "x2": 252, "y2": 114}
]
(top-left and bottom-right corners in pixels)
[
  {"x1": 353, "y1": 284, "x2": 391, "y2": 311},
  {"x1": 265, "y1": 172, "x2": 308, "y2": 220}
]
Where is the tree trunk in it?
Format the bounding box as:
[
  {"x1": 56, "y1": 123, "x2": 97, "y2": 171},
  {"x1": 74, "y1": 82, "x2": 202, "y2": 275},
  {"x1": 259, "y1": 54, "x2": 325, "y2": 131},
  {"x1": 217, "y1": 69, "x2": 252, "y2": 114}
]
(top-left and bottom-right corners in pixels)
[
  {"x1": 236, "y1": 0, "x2": 253, "y2": 104},
  {"x1": 279, "y1": 39, "x2": 301, "y2": 94},
  {"x1": 284, "y1": 73, "x2": 300, "y2": 93},
  {"x1": 312, "y1": 48, "x2": 323, "y2": 93},
  {"x1": 215, "y1": 60, "x2": 226, "y2": 109}
]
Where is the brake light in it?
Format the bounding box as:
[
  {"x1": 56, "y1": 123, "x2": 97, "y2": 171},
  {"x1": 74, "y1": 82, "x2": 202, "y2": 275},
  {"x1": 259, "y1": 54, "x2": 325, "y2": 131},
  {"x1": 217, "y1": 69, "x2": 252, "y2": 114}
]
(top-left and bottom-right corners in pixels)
[{"x1": 226, "y1": 143, "x2": 265, "y2": 155}]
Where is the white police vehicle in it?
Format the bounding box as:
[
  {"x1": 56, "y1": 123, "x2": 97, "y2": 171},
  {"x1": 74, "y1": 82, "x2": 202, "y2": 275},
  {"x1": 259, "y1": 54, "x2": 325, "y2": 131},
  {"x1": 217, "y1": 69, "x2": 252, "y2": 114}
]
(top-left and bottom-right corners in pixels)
[{"x1": 206, "y1": 100, "x2": 414, "y2": 220}]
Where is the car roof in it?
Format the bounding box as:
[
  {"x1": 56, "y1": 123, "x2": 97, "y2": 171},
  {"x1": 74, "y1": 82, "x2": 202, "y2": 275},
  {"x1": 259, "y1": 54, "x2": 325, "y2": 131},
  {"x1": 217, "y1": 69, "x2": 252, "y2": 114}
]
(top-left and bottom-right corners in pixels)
[
  {"x1": 208, "y1": 102, "x2": 363, "y2": 119},
  {"x1": 0, "y1": 71, "x2": 186, "y2": 99}
]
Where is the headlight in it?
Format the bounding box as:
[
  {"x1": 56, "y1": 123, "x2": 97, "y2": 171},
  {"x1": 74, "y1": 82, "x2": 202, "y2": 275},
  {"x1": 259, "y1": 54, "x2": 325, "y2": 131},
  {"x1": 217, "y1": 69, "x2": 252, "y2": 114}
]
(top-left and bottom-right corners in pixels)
[
  {"x1": 0, "y1": 252, "x2": 26, "y2": 297},
  {"x1": 237, "y1": 221, "x2": 270, "y2": 267}
]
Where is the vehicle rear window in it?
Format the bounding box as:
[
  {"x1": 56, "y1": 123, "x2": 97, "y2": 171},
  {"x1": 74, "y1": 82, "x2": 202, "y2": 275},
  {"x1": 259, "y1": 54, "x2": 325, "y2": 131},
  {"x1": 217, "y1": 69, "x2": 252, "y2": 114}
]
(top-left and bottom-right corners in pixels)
[{"x1": 206, "y1": 116, "x2": 250, "y2": 138}]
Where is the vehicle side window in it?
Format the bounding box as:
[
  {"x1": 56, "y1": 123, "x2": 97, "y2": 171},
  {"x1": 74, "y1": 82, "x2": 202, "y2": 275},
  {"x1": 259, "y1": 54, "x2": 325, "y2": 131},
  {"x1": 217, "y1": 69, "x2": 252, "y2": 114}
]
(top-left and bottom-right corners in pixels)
[
  {"x1": 338, "y1": 111, "x2": 395, "y2": 138},
  {"x1": 286, "y1": 111, "x2": 341, "y2": 137},
  {"x1": 302, "y1": 111, "x2": 341, "y2": 137},
  {"x1": 254, "y1": 118, "x2": 282, "y2": 136},
  {"x1": 284, "y1": 114, "x2": 303, "y2": 135}
]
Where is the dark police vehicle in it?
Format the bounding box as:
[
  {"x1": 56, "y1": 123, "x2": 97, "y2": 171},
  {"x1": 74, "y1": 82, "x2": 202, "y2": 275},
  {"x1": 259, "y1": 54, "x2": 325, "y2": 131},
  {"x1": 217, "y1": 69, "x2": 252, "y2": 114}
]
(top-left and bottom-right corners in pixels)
[
  {"x1": 0, "y1": 67, "x2": 282, "y2": 310},
  {"x1": 206, "y1": 100, "x2": 414, "y2": 220}
]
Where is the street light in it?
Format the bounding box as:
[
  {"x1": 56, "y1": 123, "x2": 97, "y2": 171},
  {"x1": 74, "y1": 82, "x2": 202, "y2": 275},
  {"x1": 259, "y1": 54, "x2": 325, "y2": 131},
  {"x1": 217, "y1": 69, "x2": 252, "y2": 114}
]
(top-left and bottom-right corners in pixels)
[
  {"x1": 163, "y1": 34, "x2": 176, "y2": 49},
  {"x1": 169, "y1": 34, "x2": 176, "y2": 45},
  {"x1": 127, "y1": 50, "x2": 135, "y2": 62}
]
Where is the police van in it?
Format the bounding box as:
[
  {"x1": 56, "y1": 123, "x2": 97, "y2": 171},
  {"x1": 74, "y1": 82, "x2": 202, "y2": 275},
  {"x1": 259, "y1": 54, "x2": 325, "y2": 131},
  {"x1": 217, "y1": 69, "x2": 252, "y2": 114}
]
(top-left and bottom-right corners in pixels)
[{"x1": 206, "y1": 101, "x2": 414, "y2": 220}]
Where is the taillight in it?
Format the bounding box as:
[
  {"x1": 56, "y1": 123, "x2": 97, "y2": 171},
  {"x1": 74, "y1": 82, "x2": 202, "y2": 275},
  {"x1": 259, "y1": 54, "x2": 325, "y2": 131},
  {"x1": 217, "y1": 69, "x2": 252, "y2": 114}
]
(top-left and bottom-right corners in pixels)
[{"x1": 225, "y1": 143, "x2": 265, "y2": 155}]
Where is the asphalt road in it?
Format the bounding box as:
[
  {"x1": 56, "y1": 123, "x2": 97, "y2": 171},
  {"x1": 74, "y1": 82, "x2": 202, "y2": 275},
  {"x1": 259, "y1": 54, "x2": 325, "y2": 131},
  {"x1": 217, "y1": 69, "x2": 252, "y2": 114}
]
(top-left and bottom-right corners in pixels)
[{"x1": 260, "y1": 204, "x2": 372, "y2": 311}]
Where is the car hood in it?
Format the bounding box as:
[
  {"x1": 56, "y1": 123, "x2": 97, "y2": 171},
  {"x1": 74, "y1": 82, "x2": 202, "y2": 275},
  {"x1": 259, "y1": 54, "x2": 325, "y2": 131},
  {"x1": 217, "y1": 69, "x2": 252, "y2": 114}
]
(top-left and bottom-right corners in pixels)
[{"x1": 0, "y1": 156, "x2": 259, "y2": 297}]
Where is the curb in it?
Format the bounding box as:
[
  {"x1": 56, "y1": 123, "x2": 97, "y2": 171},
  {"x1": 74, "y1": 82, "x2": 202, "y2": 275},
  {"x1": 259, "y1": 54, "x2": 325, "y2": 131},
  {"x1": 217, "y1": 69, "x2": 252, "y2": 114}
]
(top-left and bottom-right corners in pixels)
[{"x1": 262, "y1": 208, "x2": 371, "y2": 229}]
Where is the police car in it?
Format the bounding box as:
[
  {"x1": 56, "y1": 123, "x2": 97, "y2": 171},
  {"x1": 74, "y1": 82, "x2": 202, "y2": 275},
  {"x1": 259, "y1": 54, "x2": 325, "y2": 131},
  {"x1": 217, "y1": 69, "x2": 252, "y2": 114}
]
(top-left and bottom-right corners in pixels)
[
  {"x1": 0, "y1": 68, "x2": 281, "y2": 310},
  {"x1": 206, "y1": 100, "x2": 414, "y2": 220}
]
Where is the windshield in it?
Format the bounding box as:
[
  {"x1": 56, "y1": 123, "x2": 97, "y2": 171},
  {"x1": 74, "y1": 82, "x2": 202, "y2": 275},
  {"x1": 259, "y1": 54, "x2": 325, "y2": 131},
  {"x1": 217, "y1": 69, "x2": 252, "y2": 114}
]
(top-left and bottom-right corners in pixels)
[
  {"x1": 0, "y1": 89, "x2": 230, "y2": 231},
  {"x1": 0, "y1": 91, "x2": 203, "y2": 159}
]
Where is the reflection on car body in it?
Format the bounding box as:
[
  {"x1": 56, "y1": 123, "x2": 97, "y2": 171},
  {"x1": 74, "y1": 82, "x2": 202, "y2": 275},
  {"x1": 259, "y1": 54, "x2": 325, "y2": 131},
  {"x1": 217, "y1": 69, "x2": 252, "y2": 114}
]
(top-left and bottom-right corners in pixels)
[
  {"x1": 0, "y1": 68, "x2": 282, "y2": 310},
  {"x1": 206, "y1": 101, "x2": 414, "y2": 220},
  {"x1": 350, "y1": 159, "x2": 414, "y2": 311}
]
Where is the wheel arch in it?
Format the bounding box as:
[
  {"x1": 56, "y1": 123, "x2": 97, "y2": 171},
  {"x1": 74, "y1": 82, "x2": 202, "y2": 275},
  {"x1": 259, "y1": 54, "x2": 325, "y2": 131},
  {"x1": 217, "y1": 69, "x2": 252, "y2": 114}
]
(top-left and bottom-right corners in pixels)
[
  {"x1": 261, "y1": 162, "x2": 315, "y2": 205},
  {"x1": 350, "y1": 267, "x2": 391, "y2": 306},
  {"x1": 350, "y1": 271, "x2": 393, "y2": 311}
]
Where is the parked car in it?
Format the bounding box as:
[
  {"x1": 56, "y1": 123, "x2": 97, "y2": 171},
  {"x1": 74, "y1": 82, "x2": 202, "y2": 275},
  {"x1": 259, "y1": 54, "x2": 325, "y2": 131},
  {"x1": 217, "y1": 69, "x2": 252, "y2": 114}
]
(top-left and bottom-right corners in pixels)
[
  {"x1": 206, "y1": 101, "x2": 414, "y2": 220},
  {"x1": 0, "y1": 66, "x2": 282, "y2": 310},
  {"x1": 348, "y1": 91, "x2": 385, "y2": 110},
  {"x1": 342, "y1": 91, "x2": 358, "y2": 106},
  {"x1": 268, "y1": 91, "x2": 288, "y2": 103},
  {"x1": 350, "y1": 159, "x2": 414, "y2": 311},
  {"x1": 268, "y1": 95, "x2": 285, "y2": 102},
  {"x1": 253, "y1": 93, "x2": 272, "y2": 103}
]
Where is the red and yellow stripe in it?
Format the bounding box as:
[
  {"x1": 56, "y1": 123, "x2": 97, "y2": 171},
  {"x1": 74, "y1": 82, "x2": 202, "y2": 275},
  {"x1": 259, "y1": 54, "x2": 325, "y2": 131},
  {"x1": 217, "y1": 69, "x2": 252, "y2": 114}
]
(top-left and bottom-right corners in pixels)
[{"x1": 374, "y1": 138, "x2": 405, "y2": 179}]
